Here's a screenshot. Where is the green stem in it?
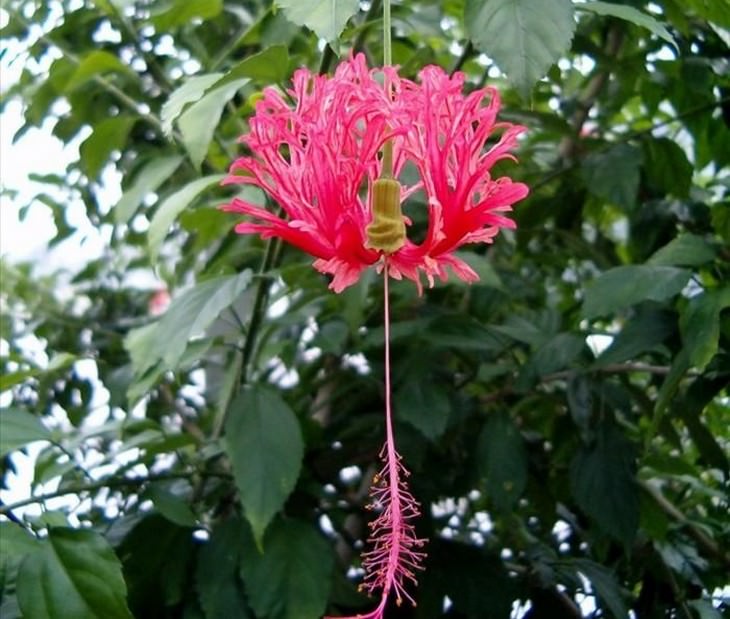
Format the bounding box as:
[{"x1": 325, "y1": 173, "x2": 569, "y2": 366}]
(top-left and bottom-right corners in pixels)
[{"x1": 383, "y1": 0, "x2": 392, "y2": 66}]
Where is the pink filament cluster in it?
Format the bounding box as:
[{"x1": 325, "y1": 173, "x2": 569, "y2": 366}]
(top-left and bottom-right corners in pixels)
[{"x1": 359, "y1": 445, "x2": 427, "y2": 615}]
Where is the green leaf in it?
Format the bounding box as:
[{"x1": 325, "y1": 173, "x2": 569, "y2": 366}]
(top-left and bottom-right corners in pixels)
[
  {"x1": 464, "y1": 0, "x2": 576, "y2": 99},
  {"x1": 596, "y1": 308, "x2": 675, "y2": 365},
  {"x1": 276, "y1": 0, "x2": 360, "y2": 46},
  {"x1": 178, "y1": 78, "x2": 249, "y2": 169},
  {"x1": 212, "y1": 46, "x2": 290, "y2": 87},
  {"x1": 578, "y1": 1, "x2": 676, "y2": 48},
  {"x1": 65, "y1": 50, "x2": 134, "y2": 91},
  {"x1": 114, "y1": 155, "x2": 184, "y2": 225},
  {"x1": 145, "y1": 485, "x2": 197, "y2": 527},
  {"x1": 570, "y1": 422, "x2": 639, "y2": 546},
  {"x1": 124, "y1": 270, "x2": 252, "y2": 376},
  {"x1": 648, "y1": 234, "x2": 717, "y2": 267},
  {"x1": 0, "y1": 408, "x2": 52, "y2": 456},
  {"x1": 395, "y1": 379, "x2": 450, "y2": 440},
  {"x1": 421, "y1": 540, "x2": 517, "y2": 618},
  {"x1": 161, "y1": 74, "x2": 223, "y2": 136},
  {"x1": 676, "y1": 378, "x2": 730, "y2": 477},
  {"x1": 223, "y1": 386, "x2": 304, "y2": 546},
  {"x1": 0, "y1": 522, "x2": 42, "y2": 557},
  {"x1": 16, "y1": 528, "x2": 133, "y2": 619},
  {"x1": 239, "y1": 519, "x2": 333, "y2": 619},
  {"x1": 581, "y1": 144, "x2": 643, "y2": 210},
  {"x1": 118, "y1": 516, "x2": 196, "y2": 615},
  {"x1": 477, "y1": 411, "x2": 528, "y2": 511},
  {"x1": 147, "y1": 174, "x2": 225, "y2": 262},
  {"x1": 150, "y1": 0, "x2": 223, "y2": 30},
  {"x1": 680, "y1": 286, "x2": 730, "y2": 370},
  {"x1": 567, "y1": 558, "x2": 630, "y2": 619},
  {"x1": 0, "y1": 352, "x2": 76, "y2": 391},
  {"x1": 685, "y1": 0, "x2": 730, "y2": 27},
  {"x1": 582, "y1": 265, "x2": 690, "y2": 318},
  {"x1": 79, "y1": 116, "x2": 137, "y2": 180},
  {"x1": 530, "y1": 332, "x2": 586, "y2": 376},
  {"x1": 641, "y1": 137, "x2": 693, "y2": 198},
  {"x1": 688, "y1": 599, "x2": 724, "y2": 619},
  {"x1": 653, "y1": 348, "x2": 690, "y2": 423},
  {"x1": 195, "y1": 518, "x2": 251, "y2": 619}
]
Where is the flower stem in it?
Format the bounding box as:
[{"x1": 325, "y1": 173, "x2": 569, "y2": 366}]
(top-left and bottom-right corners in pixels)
[{"x1": 383, "y1": 0, "x2": 392, "y2": 66}]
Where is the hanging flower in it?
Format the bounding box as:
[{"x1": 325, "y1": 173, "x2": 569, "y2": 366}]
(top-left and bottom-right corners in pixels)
[
  {"x1": 222, "y1": 54, "x2": 528, "y2": 293},
  {"x1": 223, "y1": 53, "x2": 528, "y2": 618}
]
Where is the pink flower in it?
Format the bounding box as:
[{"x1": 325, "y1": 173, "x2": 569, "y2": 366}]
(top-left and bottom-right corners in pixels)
[{"x1": 222, "y1": 54, "x2": 528, "y2": 293}]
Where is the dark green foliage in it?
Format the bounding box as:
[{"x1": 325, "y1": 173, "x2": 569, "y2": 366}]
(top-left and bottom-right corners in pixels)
[{"x1": 1, "y1": 1, "x2": 729, "y2": 618}]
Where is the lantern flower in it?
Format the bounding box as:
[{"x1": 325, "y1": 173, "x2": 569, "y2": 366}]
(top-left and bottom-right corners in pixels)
[
  {"x1": 222, "y1": 54, "x2": 528, "y2": 293},
  {"x1": 222, "y1": 53, "x2": 527, "y2": 618}
]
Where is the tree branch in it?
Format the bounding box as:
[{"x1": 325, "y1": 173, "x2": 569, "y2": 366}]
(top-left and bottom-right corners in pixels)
[
  {"x1": 0, "y1": 470, "x2": 230, "y2": 516},
  {"x1": 640, "y1": 480, "x2": 730, "y2": 568}
]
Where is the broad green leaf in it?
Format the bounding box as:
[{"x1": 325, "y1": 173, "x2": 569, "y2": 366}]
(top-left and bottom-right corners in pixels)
[
  {"x1": 596, "y1": 308, "x2": 675, "y2": 365},
  {"x1": 65, "y1": 50, "x2": 134, "y2": 91},
  {"x1": 118, "y1": 515, "x2": 196, "y2": 615},
  {"x1": 145, "y1": 485, "x2": 197, "y2": 527},
  {"x1": 196, "y1": 518, "x2": 251, "y2": 619},
  {"x1": 124, "y1": 270, "x2": 252, "y2": 376},
  {"x1": 161, "y1": 74, "x2": 223, "y2": 136},
  {"x1": 276, "y1": 0, "x2": 360, "y2": 46},
  {"x1": 570, "y1": 422, "x2": 639, "y2": 547},
  {"x1": 178, "y1": 78, "x2": 249, "y2": 169},
  {"x1": 79, "y1": 116, "x2": 137, "y2": 180},
  {"x1": 114, "y1": 155, "x2": 184, "y2": 225},
  {"x1": 530, "y1": 332, "x2": 585, "y2": 376},
  {"x1": 641, "y1": 137, "x2": 693, "y2": 198},
  {"x1": 581, "y1": 144, "x2": 643, "y2": 210},
  {"x1": 239, "y1": 519, "x2": 333, "y2": 619},
  {"x1": 0, "y1": 408, "x2": 52, "y2": 456},
  {"x1": 223, "y1": 386, "x2": 304, "y2": 546},
  {"x1": 212, "y1": 46, "x2": 290, "y2": 88},
  {"x1": 395, "y1": 379, "x2": 450, "y2": 440},
  {"x1": 0, "y1": 522, "x2": 42, "y2": 556},
  {"x1": 477, "y1": 411, "x2": 528, "y2": 511},
  {"x1": 568, "y1": 558, "x2": 630, "y2": 619},
  {"x1": 578, "y1": 1, "x2": 676, "y2": 48},
  {"x1": 464, "y1": 0, "x2": 576, "y2": 99},
  {"x1": 582, "y1": 266, "x2": 690, "y2": 318},
  {"x1": 147, "y1": 174, "x2": 224, "y2": 262},
  {"x1": 150, "y1": 0, "x2": 223, "y2": 30},
  {"x1": 648, "y1": 234, "x2": 717, "y2": 267},
  {"x1": 680, "y1": 286, "x2": 730, "y2": 369},
  {"x1": 16, "y1": 528, "x2": 133, "y2": 619}
]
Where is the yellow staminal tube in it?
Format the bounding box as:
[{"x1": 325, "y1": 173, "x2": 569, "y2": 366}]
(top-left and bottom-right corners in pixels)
[{"x1": 366, "y1": 142, "x2": 406, "y2": 254}]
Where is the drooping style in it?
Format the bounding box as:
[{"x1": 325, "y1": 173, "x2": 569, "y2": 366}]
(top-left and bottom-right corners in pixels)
[{"x1": 223, "y1": 54, "x2": 527, "y2": 618}]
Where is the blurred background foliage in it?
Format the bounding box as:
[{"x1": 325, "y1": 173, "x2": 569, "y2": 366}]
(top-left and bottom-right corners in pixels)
[{"x1": 1, "y1": 0, "x2": 729, "y2": 618}]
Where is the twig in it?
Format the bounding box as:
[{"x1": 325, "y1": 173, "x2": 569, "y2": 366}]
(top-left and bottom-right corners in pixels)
[
  {"x1": 449, "y1": 41, "x2": 474, "y2": 77},
  {"x1": 640, "y1": 480, "x2": 730, "y2": 568},
  {"x1": 0, "y1": 470, "x2": 230, "y2": 516}
]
